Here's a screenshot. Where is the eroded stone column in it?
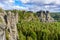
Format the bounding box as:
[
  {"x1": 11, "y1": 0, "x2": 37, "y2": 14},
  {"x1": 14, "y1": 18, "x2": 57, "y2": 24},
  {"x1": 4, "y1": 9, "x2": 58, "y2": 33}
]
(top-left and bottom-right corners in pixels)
[
  {"x1": 7, "y1": 11, "x2": 18, "y2": 40},
  {"x1": 0, "y1": 11, "x2": 7, "y2": 40}
]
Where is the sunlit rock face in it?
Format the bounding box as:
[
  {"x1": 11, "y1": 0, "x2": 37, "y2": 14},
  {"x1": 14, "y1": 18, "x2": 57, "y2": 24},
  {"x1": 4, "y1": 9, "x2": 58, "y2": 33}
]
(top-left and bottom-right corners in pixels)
[
  {"x1": 7, "y1": 11, "x2": 18, "y2": 40},
  {"x1": 37, "y1": 10, "x2": 55, "y2": 22},
  {"x1": 0, "y1": 9, "x2": 18, "y2": 40},
  {"x1": 0, "y1": 11, "x2": 6, "y2": 40}
]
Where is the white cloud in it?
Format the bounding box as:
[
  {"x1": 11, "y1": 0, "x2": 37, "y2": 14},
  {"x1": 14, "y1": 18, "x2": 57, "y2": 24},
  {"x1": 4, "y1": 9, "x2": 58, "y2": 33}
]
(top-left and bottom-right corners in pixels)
[
  {"x1": 20, "y1": 0, "x2": 60, "y2": 4},
  {"x1": 0, "y1": 3, "x2": 5, "y2": 9},
  {"x1": 0, "y1": 0, "x2": 29, "y2": 10},
  {"x1": 0, "y1": 0, "x2": 15, "y2": 9},
  {"x1": 12, "y1": 5, "x2": 29, "y2": 10},
  {"x1": 8, "y1": 0, "x2": 14, "y2": 3},
  {"x1": 20, "y1": 0, "x2": 60, "y2": 12},
  {"x1": 20, "y1": 0, "x2": 29, "y2": 3},
  {"x1": 0, "y1": 0, "x2": 14, "y2": 3},
  {"x1": 24, "y1": 4, "x2": 60, "y2": 12},
  {"x1": 0, "y1": 3, "x2": 4, "y2": 7},
  {"x1": 4, "y1": 0, "x2": 14, "y2": 4},
  {"x1": 0, "y1": 0, "x2": 60, "y2": 12}
]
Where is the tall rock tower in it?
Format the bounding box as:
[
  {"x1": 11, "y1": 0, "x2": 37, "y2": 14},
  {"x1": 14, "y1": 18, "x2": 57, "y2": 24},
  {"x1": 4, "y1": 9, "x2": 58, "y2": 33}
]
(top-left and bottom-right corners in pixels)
[
  {"x1": 7, "y1": 11, "x2": 18, "y2": 40},
  {"x1": 0, "y1": 8, "x2": 18, "y2": 40},
  {"x1": 0, "y1": 9, "x2": 7, "y2": 40},
  {"x1": 0, "y1": 6, "x2": 19, "y2": 40}
]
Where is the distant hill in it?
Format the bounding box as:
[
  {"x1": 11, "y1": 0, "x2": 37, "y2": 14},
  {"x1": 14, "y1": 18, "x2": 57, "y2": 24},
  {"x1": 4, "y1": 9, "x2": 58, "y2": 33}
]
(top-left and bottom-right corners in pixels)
[{"x1": 50, "y1": 12, "x2": 60, "y2": 22}]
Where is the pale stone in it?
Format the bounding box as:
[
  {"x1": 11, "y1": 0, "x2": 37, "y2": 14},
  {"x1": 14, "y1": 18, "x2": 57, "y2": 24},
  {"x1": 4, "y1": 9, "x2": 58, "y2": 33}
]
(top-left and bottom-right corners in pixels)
[
  {"x1": 0, "y1": 10, "x2": 18, "y2": 40},
  {"x1": 37, "y1": 10, "x2": 55, "y2": 22},
  {"x1": 0, "y1": 24, "x2": 6, "y2": 40}
]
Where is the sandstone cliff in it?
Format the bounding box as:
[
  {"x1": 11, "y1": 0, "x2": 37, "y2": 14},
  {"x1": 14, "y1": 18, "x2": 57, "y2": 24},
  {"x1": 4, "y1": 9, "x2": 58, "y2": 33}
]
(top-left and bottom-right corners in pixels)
[{"x1": 0, "y1": 9, "x2": 18, "y2": 40}]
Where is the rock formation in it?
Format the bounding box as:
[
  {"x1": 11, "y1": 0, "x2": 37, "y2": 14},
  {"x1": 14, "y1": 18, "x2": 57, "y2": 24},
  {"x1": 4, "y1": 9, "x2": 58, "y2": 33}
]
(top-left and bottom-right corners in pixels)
[
  {"x1": 0, "y1": 10, "x2": 7, "y2": 40},
  {"x1": 37, "y1": 10, "x2": 54, "y2": 22},
  {"x1": 0, "y1": 9, "x2": 18, "y2": 40},
  {"x1": 7, "y1": 11, "x2": 18, "y2": 40}
]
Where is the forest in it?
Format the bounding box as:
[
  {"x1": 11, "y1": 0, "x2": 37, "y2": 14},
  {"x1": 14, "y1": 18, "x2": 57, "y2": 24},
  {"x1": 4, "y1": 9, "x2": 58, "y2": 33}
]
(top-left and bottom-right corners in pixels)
[{"x1": 14, "y1": 10, "x2": 60, "y2": 40}]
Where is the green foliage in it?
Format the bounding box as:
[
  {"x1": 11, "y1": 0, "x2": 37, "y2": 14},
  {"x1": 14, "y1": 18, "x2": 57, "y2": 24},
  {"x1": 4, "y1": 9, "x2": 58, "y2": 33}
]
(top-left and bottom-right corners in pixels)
[
  {"x1": 17, "y1": 11, "x2": 60, "y2": 40},
  {"x1": 0, "y1": 17, "x2": 3, "y2": 23},
  {"x1": 0, "y1": 8, "x2": 3, "y2": 12},
  {"x1": 6, "y1": 30, "x2": 9, "y2": 40}
]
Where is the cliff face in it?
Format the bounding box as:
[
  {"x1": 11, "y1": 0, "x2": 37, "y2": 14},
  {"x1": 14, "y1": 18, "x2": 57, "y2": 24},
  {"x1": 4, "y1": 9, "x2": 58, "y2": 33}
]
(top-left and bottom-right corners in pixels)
[
  {"x1": 0, "y1": 10, "x2": 18, "y2": 40},
  {"x1": 37, "y1": 10, "x2": 55, "y2": 22}
]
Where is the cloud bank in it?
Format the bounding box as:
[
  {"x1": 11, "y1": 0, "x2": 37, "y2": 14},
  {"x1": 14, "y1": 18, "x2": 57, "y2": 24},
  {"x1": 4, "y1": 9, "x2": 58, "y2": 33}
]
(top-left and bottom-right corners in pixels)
[{"x1": 0, "y1": 0, "x2": 60, "y2": 12}]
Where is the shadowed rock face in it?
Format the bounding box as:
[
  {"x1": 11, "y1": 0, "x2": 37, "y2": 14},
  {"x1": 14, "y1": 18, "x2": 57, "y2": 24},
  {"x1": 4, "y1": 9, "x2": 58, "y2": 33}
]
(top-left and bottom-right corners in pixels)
[
  {"x1": 0, "y1": 10, "x2": 18, "y2": 40},
  {"x1": 37, "y1": 10, "x2": 54, "y2": 22}
]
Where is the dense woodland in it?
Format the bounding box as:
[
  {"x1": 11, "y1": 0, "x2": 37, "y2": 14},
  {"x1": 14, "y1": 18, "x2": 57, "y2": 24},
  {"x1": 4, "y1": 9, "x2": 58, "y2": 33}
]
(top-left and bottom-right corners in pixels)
[
  {"x1": 16, "y1": 10, "x2": 60, "y2": 40},
  {"x1": 1, "y1": 9, "x2": 60, "y2": 40}
]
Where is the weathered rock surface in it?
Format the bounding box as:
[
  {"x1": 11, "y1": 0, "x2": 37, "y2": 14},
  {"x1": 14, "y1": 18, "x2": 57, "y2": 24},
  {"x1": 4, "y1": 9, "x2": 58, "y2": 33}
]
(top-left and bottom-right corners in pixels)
[
  {"x1": 0, "y1": 24, "x2": 6, "y2": 40},
  {"x1": 37, "y1": 10, "x2": 55, "y2": 22},
  {"x1": 0, "y1": 10, "x2": 18, "y2": 40}
]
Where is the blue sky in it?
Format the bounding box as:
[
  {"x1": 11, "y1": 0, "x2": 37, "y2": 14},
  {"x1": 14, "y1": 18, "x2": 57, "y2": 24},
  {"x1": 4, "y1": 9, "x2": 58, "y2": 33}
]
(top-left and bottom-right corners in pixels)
[{"x1": 0, "y1": 0, "x2": 60, "y2": 12}]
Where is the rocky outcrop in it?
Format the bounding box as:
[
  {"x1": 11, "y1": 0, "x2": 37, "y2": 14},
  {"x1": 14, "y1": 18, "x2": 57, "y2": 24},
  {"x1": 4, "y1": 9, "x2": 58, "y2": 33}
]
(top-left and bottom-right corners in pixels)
[
  {"x1": 7, "y1": 11, "x2": 18, "y2": 40},
  {"x1": 37, "y1": 10, "x2": 54, "y2": 22},
  {"x1": 0, "y1": 10, "x2": 7, "y2": 40},
  {"x1": 0, "y1": 10, "x2": 18, "y2": 40}
]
